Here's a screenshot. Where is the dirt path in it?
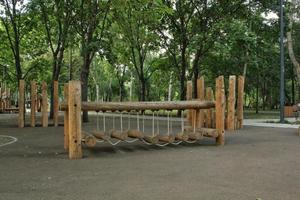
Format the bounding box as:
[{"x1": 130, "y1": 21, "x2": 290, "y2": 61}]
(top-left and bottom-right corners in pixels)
[{"x1": 0, "y1": 114, "x2": 300, "y2": 200}]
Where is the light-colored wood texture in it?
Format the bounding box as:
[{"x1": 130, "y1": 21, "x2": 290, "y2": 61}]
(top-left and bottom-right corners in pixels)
[
  {"x1": 53, "y1": 81, "x2": 59, "y2": 127},
  {"x1": 237, "y1": 76, "x2": 245, "y2": 129},
  {"x1": 60, "y1": 100, "x2": 216, "y2": 112},
  {"x1": 206, "y1": 87, "x2": 214, "y2": 128},
  {"x1": 18, "y1": 80, "x2": 25, "y2": 128},
  {"x1": 30, "y1": 81, "x2": 37, "y2": 127},
  {"x1": 41, "y1": 81, "x2": 48, "y2": 127},
  {"x1": 227, "y1": 75, "x2": 236, "y2": 130},
  {"x1": 63, "y1": 84, "x2": 69, "y2": 151},
  {"x1": 68, "y1": 81, "x2": 82, "y2": 159},
  {"x1": 215, "y1": 76, "x2": 225, "y2": 145},
  {"x1": 196, "y1": 77, "x2": 205, "y2": 128},
  {"x1": 186, "y1": 81, "x2": 193, "y2": 125}
]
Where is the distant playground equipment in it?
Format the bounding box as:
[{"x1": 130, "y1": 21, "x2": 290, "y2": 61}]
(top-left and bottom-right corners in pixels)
[
  {"x1": 17, "y1": 80, "x2": 59, "y2": 128},
  {"x1": 60, "y1": 75, "x2": 245, "y2": 159},
  {"x1": 0, "y1": 83, "x2": 18, "y2": 113}
]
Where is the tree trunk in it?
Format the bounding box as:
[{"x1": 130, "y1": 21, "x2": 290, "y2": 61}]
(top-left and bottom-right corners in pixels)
[
  {"x1": 287, "y1": 0, "x2": 300, "y2": 84},
  {"x1": 192, "y1": 50, "x2": 201, "y2": 98},
  {"x1": 81, "y1": 54, "x2": 92, "y2": 122}
]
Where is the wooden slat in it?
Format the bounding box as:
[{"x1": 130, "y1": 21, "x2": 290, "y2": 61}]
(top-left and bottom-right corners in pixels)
[
  {"x1": 237, "y1": 76, "x2": 245, "y2": 129},
  {"x1": 206, "y1": 87, "x2": 213, "y2": 128},
  {"x1": 30, "y1": 81, "x2": 37, "y2": 127},
  {"x1": 196, "y1": 77, "x2": 205, "y2": 128},
  {"x1": 215, "y1": 76, "x2": 225, "y2": 145},
  {"x1": 41, "y1": 81, "x2": 48, "y2": 127},
  {"x1": 186, "y1": 81, "x2": 193, "y2": 125},
  {"x1": 227, "y1": 75, "x2": 236, "y2": 130},
  {"x1": 68, "y1": 81, "x2": 82, "y2": 159},
  {"x1": 63, "y1": 84, "x2": 69, "y2": 151},
  {"x1": 53, "y1": 81, "x2": 59, "y2": 127},
  {"x1": 18, "y1": 80, "x2": 25, "y2": 128}
]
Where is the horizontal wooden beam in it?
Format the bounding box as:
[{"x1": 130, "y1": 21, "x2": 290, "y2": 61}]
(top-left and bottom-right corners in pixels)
[{"x1": 60, "y1": 100, "x2": 215, "y2": 112}]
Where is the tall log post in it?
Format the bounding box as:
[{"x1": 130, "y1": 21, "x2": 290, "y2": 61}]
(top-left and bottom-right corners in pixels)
[
  {"x1": 237, "y1": 76, "x2": 245, "y2": 129},
  {"x1": 64, "y1": 84, "x2": 69, "y2": 151},
  {"x1": 30, "y1": 81, "x2": 37, "y2": 127},
  {"x1": 227, "y1": 75, "x2": 236, "y2": 130},
  {"x1": 196, "y1": 77, "x2": 205, "y2": 128},
  {"x1": 53, "y1": 81, "x2": 59, "y2": 127},
  {"x1": 18, "y1": 80, "x2": 25, "y2": 128},
  {"x1": 41, "y1": 81, "x2": 48, "y2": 127},
  {"x1": 206, "y1": 87, "x2": 213, "y2": 128},
  {"x1": 215, "y1": 76, "x2": 225, "y2": 145},
  {"x1": 186, "y1": 81, "x2": 193, "y2": 125},
  {"x1": 68, "y1": 81, "x2": 82, "y2": 159}
]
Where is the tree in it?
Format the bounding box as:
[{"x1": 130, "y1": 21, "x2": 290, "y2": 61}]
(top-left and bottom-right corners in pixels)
[
  {"x1": 0, "y1": 0, "x2": 25, "y2": 81},
  {"x1": 74, "y1": 0, "x2": 111, "y2": 122},
  {"x1": 113, "y1": 0, "x2": 166, "y2": 101},
  {"x1": 35, "y1": 0, "x2": 73, "y2": 118},
  {"x1": 287, "y1": 0, "x2": 300, "y2": 84}
]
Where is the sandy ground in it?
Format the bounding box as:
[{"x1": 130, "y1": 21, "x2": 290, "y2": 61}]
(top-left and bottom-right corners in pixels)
[{"x1": 0, "y1": 113, "x2": 300, "y2": 200}]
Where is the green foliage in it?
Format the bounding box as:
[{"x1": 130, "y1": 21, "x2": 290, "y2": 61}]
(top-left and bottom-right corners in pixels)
[{"x1": 0, "y1": 0, "x2": 299, "y2": 112}]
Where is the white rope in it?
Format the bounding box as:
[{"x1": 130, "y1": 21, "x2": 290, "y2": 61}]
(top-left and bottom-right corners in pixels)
[
  {"x1": 171, "y1": 140, "x2": 183, "y2": 145},
  {"x1": 0, "y1": 135, "x2": 18, "y2": 147},
  {"x1": 136, "y1": 111, "x2": 139, "y2": 131},
  {"x1": 106, "y1": 138, "x2": 122, "y2": 146},
  {"x1": 155, "y1": 142, "x2": 169, "y2": 147},
  {"x1": 125, "y1": 138, "x2": 139, "y2": 143},
  {"x1": 120, "y1": 112, "x2": 123, "y2": 132},
  {"x1": 152, "y1": 112, "x2": 155, "y2": 136},
  {"x1": 113, "y1": 113, "x2": 115, "y2": 130},
  {"x1": 140, "y1": 138, "x2": 153, "y2": 146},
  {"x1": 167, "y1": 111, "x2": 170, "y2": 136},
  {"x1": 128, "y1": 112, "x2": 131, "y2": 130},
  {"x1": 103, "y1": 112, "x2": 106, "y2": 132},
  {"x1": 185, "y1": 140, "x2": 198, "y2": 144},
  {"x1": 142, "y1": 112, "x2": 145, "y2": 133},
  {"x1": 96, "y1": 111, "x2": 99, "y2": 130}
]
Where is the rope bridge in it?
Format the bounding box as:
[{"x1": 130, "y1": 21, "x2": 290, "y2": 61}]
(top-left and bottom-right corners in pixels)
[{"x1": 61, "y1": 76, "x2": 225, "y2": 159}]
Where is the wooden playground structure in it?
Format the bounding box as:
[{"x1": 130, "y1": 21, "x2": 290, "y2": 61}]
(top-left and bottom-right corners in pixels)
[
  {"x1": 18, "y1": 80, "x2": 59, "y2": 128},
  {"x1": 0, "y1": 83, "x2": 17, "y2": 113},
  {"x1": 60, "y1": 75, "x2": 245, "y2": 159}
]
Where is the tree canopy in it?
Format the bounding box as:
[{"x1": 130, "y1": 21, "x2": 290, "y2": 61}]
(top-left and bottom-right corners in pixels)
[{"x1": 1, "y1": 0, "x2": 300, "y2": 115}]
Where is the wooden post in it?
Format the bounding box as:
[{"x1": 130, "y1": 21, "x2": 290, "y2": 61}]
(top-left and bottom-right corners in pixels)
[
  {"x1": 206, "y1": 87, "x2": 214, "y2": 128},
  {"x1": 186, "y1": 81, "x2": 193, "y2": 125},
  {"x1": 41, "y1": 81, "x2": 48, "y2": 127},
  {"x1": 30, "y1": 81, "x2": 37, "y2": 127},
  {"x1": 53, "y1": 81, "x2": 59, "y2": 127},
  {"x1": 18, "y1": 80, "x2": 25, "y2": 128},
  {"x1": 237, "y1": 76, "x2": 245, "y2": 129},
  {"x1": 196, "y1": 77, "x2": 205, "y2": 128},
  {"x1": 64, "y1": 84, "x2": 69, "y2": 151},
  {"x1": 68, "y1": 81, "x2": 82, "y2": 159},
  {"x1": 227, "y1": 75, "x2": 236, "y2": 130},
  {"x1": 215, "y1": 76, "x2": 225, "y2": 145}
]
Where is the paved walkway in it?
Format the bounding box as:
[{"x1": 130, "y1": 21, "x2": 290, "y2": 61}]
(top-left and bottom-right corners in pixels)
[{"x1": 244, "y1": 118, "x2": 299, "y2": 129}]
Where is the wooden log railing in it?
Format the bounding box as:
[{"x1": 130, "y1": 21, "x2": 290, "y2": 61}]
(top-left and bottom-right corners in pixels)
[{"x1": 60, "y1": 100, "x2": 216, "y2": 112}]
